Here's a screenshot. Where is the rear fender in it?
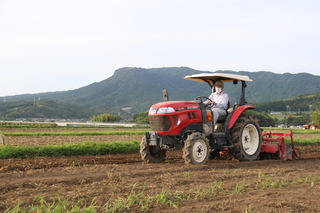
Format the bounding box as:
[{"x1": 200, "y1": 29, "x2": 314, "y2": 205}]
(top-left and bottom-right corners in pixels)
[{"x1": 227, "y1": 105, "x2": 255, "y2": 129}]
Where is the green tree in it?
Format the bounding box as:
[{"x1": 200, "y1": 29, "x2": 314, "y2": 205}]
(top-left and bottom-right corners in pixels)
[
  {"x1": 132, "y1": 112, "x2": 149, "y2": 124},
  {"x1": 311, "y1": 109, "x2": 320, "y2": 126},
  {"x1": 247, "y1": 110, "x2": 275, "y2": 127},
  {"x1": 90, "y1": 113, "x2": 118, "y2": 122}
]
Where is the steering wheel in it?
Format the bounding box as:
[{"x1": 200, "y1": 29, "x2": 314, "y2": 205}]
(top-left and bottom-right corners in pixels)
[{"x1": 195, "y1": 96, "x2": 213, "y2": 104}]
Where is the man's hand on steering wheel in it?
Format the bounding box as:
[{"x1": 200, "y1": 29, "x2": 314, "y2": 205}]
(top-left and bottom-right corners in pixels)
[{"x1": 195, "y1": 96, "x2": 213, "y2": 106}]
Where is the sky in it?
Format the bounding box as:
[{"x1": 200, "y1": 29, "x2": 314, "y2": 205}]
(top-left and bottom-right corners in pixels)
[{"x1": 0, "y1": 0, "x2": 320, "y2": 96}]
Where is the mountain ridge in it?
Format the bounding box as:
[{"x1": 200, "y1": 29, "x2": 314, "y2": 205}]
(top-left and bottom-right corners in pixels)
[{"x1": 1, "y1": 67, "x2": 320, "y2": 113}]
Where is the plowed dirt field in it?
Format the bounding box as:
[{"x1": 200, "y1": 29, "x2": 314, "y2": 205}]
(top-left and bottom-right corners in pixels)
[{"x1": 1, "y1": 129, "x2": 320, "y2": 212}]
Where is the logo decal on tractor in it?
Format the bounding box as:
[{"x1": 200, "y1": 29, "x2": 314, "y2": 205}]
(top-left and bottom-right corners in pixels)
[{"x1": 176, "y1": 106, "x2": 199, "y2": 111}]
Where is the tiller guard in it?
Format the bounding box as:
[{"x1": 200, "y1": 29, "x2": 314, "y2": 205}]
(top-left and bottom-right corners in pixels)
[{"x1": 261, "y1": 129, "x2": 300, "y2": 160}]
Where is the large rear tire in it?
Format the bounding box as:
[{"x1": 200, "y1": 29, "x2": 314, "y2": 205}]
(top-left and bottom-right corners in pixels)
[
  {"x1": 183, "y1": 132, "x2": 210, "y2": 164},
  {"x1": 229, "y1": 113, "x2": 262, "y2": 161},
  {"x1": 140, "y1": 136, "x2": 166, "y2": 163}
]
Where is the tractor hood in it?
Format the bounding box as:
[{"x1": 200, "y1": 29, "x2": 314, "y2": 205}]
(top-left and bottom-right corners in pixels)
[{"x1": 149, "y1": 101, "x2": 199, "y2": 114}]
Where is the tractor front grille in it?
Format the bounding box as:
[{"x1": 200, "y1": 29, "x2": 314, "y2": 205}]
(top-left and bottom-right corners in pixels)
[{"x1": 149, "y1": 116, "x2": 171, "y2": 131}]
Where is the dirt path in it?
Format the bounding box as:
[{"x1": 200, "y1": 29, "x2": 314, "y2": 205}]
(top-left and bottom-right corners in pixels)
[{"x1": 1, "y1": 146, "x2": 320, "y2": 212}]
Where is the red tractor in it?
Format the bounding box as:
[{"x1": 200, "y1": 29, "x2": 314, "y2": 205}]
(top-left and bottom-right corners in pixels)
[
  {"x1": 302, "y1": 124, "x2": 320, "y2": 130},
  {"x1": 140, "y1": 73, "x2": 263, "y2": 164}
]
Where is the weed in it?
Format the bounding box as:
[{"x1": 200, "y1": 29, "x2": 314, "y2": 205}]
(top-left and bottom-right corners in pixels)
[
  {"x1": 271, "y1": 179, "x2": 287, "y2": 188},
  {"x1": 208, "y1": 181, "x2": 224, "y2": 197},
  {"x1": 5, "y1": 194, "x2": 97, "y2": 213},
  {"x1": 304, "y1": 175, "x2": 311, "y2": 184},
  {"x1": 255, "y1": 172, "x2": 272, "y2": 189},
  {"x1": 106, "y1": 183, "x2": 150, "y2": 212},
  {"x1": 194, "y1": 187, "x2": 205, "y2": 200},
  {"x1": 152, "y1": 188, "x2": 170, "y2": 204},
  {"x1": 182, "y1": 170, "x2": 190, "y2": 179},
  {"x1": 311, "y1": 177, "x2": 316, "y2": 187},
  {"x1": 174, "y1": 191, "x2": 191, "y2": 201},
  {"x1": 232, "y1": 183, "x2": 248, "y2": 194},
  {"x1": 143, "y1": 182, "x2": 148, "y2": 190},
  {"x1": 295, "y1": 177, "x2": 303, "y2": 183},
  {"x1": 258, "y1": 172, "x2": 268, "y2": 178}
]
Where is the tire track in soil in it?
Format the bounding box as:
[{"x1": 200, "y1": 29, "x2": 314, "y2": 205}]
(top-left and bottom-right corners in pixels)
[{"x1": 0, "y1": 146, "x2": 318, "y2": 173}]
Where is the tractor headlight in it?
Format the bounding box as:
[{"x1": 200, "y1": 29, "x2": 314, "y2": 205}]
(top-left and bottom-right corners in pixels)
[
  {"x1": 156, "y1": 107, "x2": 175, "y2": 114},
  {"x1": 149, "y1": 107, "x2": 175, "y2": 115},
  {"x1": 149, "y1": 108, "x2": 158, "y2": 115}
]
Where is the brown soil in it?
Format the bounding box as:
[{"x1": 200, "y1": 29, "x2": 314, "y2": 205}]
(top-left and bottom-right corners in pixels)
[
  {"x1": 7, "y1": 135, "x2": 143, "y2": 146},
  {"x1": 1, "y1": 133, "x2": 320, "y2": 212}
]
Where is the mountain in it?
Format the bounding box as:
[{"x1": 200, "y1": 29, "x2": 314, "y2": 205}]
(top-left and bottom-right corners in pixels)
[
  {"x1": 2, "y1": 67, "x2": 320, "y2": 114},
  {"x1": 0, "y1": 100, "x2": 90, "y2": 120}
]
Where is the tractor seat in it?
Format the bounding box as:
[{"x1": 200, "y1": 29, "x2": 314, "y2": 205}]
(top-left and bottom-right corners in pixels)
[
  {"x1": 217, "y1": 115, "x2": 227, "y2": 122},
  {"x1": 217, "y1": 101, "x2": 231, "y2": 122}
]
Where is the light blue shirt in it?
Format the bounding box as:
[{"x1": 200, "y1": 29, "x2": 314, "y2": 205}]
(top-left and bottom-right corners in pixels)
[{"x1": 208, "y1": 91, "x2": 229, "y2": 110}]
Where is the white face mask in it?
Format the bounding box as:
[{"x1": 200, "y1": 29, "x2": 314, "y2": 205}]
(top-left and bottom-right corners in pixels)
[{"x1": 215, "y1": 87, "x2": 222, "y2": 93}]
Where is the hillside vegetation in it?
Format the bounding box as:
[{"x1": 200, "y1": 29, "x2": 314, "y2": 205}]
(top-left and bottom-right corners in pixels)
[
  {"x1": 0, "y1": 100, "x2": 89, "y2": 120},
  {"x1": 255, "y1": 92, "x2": 320, "y2": 112},
  {"x1": 0, "y1": 100, "x2": 132, "y2": 120}
]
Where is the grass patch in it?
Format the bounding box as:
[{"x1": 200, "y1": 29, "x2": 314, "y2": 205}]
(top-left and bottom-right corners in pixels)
[
  {"x1": 291, "y1": 129, "x2": 320, "y2": 134},
  {"x1": 286, "y1": 138, "x2": 320, "y2": 146},
  {"x1": 0, "y1": 122, "x2": 58, "y2": 128},
  {"x1": 261, "y1": 128, "x2": 320, "y2": 135},
  {"x1": 5, "y1": 194, "x2": 97, "y2": 213},
  {"x1": 0, "y1": 141, "x2": 140, "y2": 159}
]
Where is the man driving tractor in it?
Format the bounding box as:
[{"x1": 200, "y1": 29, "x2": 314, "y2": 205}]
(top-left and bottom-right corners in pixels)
[{"x1": 205, "y1": 80, "x2": 229, "y2": 127}]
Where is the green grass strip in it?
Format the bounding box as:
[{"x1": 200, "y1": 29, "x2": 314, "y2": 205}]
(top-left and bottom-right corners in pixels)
[
  {"x1": 261, "y1": 128, "x2": 320, "y2": 134},
  {"x1": 291, "y1": 129, "x2": 320, "y2": 134},
  {"x1": 0, "y1": 131, "x2": 146, "y2": 136},
  {"x1": 0, "y1": 141, "x2": 140, "y2": 159},
  {"x1": 290, "y1": 138, "x2": 320, "y2": 146}
]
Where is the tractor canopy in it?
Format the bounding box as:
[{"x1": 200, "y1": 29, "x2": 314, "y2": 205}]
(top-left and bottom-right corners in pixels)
[
  {"x1": 184, "y1": 73, "x2": 253, "y2": 106},
  {"x1": 184, "y1": 73, "x2": 252, "y2": 85}
]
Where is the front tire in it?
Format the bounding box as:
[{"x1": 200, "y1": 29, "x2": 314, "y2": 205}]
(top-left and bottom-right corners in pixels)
[
  {"x1": 183, "y1": 132, "x2": 210, "y2": 164},
  {"x1": 229, "y1": 113, "x2": 262, "y2": 161},
  {"x1": 140, "y1": 136, "x2": 166, "y2": 163}
]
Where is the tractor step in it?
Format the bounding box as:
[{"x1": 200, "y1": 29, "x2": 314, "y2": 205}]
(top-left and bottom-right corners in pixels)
[{"x1": 213, "y1": 133, "x2": 233, "y2": 148}]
